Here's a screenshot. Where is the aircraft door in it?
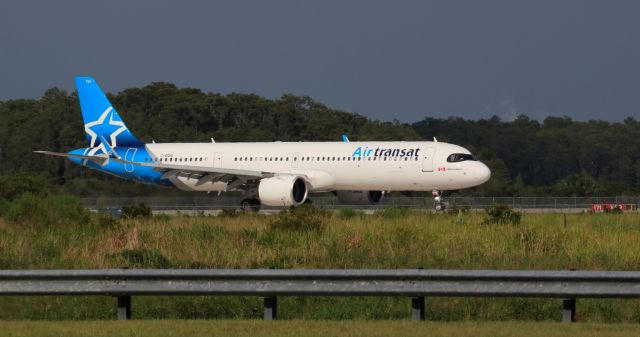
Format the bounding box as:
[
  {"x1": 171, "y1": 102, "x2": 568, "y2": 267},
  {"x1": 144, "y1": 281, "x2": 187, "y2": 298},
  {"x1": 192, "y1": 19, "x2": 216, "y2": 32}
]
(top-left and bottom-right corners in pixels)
[
  {"x1": 124, "y1": 148, "x2": 137, "y2": 173},
  {"x1": 213, "y1": 152, "x2": 223, "y2": 168},
  {"x1": 421, "y1": 145, "x2": 436, "y2": 172}
]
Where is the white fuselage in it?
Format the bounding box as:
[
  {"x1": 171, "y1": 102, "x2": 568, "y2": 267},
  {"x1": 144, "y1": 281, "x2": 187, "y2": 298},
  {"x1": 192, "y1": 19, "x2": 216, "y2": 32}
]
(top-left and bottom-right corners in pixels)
[{"x1": 142, "y1": 141, "x2": 491, "y2": 193}]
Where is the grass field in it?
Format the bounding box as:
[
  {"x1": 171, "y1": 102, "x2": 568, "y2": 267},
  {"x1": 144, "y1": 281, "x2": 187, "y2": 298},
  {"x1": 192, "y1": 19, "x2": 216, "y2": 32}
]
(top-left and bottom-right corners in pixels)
[
  {"x1": 0, "y1": 320, "x2": 638, "y2": 337},
  {"x1": 1, "y1": 208, "x2": 640, "y2": 321}
]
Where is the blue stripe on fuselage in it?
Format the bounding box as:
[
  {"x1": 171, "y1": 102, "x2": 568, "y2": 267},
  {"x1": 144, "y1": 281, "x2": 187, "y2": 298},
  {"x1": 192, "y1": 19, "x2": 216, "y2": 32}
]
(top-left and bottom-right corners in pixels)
[{"x1": 68, "y1": 147, "x2": 173, "y2": 187}]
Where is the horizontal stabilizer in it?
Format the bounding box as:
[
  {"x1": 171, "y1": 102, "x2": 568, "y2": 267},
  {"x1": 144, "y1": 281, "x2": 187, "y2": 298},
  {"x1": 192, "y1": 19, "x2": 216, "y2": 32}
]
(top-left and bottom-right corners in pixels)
[{"x1": 33, "y1": 151, "x2": 109, "y2": 166}]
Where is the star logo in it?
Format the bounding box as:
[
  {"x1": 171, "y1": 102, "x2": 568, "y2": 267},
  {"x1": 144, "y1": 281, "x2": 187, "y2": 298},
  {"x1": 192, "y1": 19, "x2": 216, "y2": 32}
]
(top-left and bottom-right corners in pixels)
[
  {"x1": 84, "y1": 106, "x2": 127, "y2": 148},
  {"x1": 82, "y1": 143, "x2": 110, "y2": 166}
]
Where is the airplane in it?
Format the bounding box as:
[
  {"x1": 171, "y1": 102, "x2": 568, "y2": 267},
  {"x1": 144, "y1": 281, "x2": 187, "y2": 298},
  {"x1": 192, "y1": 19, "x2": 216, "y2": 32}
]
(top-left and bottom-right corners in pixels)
[{"x1": 36, "y1": 77, "x2": 491, "y2": 211}]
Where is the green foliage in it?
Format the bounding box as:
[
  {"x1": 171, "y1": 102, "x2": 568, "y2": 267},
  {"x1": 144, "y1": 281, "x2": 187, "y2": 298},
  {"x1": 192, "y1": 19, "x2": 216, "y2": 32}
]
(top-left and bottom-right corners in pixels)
[
  {"x1": 0, "y1": 172, "x2": 50, "y2": 201},
  {"x1": 219, "y1": 208, "x2": 241, "y2": 218},
  {"x1": 484, "y1": 204, "x2": 522, "y2": 225},
  {"x1": 3, "y1": 193, "x2": 90, "y2": 228},
  {"x1": 337, "y1": 207, "x2": 363, "y2": 219},
  {"x1": 153, "y1": 213, "x2": 171, "y2": 222},
  {"x1": 116, "y1": 249, "x2": 172, "y2": 268},
  {"x1": 375, "y1": 207, "x2": 410, "y2": 218},
  {"x1": 269, "y1": 204, "x2": 330, "y2": 233},
  {"x1": 122, "y1": 202, "x2": 152, "y2": 219},
  {"x1": 552, "y1": 172, "x2": 605, "y2": 196},
  {"x1": 93, "y1": 214, "x2": 119, "y2": 228}
]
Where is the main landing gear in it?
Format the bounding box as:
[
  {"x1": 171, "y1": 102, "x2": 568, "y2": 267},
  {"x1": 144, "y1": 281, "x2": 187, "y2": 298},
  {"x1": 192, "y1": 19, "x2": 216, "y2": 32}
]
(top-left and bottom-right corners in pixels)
[
  {"x1": 240, "y1": 198, "x2": 261, "y2": 212},
  {"x1": 432, "y1": 190, "x2": 446, "y2": 211}
]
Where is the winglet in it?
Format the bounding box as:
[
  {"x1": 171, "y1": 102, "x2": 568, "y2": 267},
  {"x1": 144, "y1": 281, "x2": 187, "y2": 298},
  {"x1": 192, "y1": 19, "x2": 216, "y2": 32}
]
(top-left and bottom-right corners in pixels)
[{"x1": 342, "y1": 134, "x2": 350, "y2": 143}]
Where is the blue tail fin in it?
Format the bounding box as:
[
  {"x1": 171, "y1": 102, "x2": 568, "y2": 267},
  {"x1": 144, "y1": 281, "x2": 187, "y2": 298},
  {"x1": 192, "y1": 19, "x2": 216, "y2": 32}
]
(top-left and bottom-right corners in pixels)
[{"x1": 76, "y1": 76, "x2": 143, "y2": 148}]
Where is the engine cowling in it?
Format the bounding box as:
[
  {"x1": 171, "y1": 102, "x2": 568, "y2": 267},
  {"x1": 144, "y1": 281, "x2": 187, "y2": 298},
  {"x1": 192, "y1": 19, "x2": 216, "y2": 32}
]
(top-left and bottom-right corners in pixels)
[
  {"x1": 335, "y1": 190, "x2": 384, "y2": 205},
  {"x1": 258, "y1": 176, "x2": 308, "y2": 206}
]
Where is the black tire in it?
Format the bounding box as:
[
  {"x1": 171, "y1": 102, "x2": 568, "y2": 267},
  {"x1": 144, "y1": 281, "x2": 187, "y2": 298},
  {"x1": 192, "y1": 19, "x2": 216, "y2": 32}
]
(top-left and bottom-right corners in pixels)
[{"x1": 241, "y1": 198, "x2": 261, "y2": 212}]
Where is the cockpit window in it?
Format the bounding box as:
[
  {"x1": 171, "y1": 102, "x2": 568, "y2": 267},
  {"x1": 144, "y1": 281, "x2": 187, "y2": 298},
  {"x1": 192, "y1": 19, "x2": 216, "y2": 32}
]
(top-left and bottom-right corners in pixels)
[{"x1": 447, "y1": 153, "x2": 477, "y2": 162}]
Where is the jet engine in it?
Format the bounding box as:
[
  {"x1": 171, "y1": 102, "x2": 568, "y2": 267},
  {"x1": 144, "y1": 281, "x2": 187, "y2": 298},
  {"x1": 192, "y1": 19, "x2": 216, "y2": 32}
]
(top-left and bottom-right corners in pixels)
[
  {"x1": 258, "y1": 175, "x2": 308, "y2": 206},
  {"x1": 335, "y1": 190, "x2": 384, "y2": 205}
]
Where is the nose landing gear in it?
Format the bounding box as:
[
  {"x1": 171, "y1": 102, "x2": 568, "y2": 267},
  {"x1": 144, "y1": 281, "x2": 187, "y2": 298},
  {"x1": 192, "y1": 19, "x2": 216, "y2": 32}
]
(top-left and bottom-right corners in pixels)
[{"x1": 432, "y1": 190, "x2": 446, "y2": 211}]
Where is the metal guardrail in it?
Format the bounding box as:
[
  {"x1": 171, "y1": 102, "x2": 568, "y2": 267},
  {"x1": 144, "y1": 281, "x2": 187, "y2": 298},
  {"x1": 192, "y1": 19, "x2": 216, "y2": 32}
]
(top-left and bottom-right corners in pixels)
[
  {"x1": 81, "y1": 196, "x2": 640, "y2": 211},
  {"x1": 1, "y1": 269, "x2": 639, "y2": 321}
]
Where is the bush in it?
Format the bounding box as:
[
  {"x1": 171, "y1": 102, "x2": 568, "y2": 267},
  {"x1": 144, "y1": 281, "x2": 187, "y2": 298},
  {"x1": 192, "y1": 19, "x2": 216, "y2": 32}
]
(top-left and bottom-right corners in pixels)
[
  {"x1": 269, "y1": 204, "x2": 330, "y2": 233},
  {"x1": 0, "y1": 172, "x2": 50, "y2": 201},
  {"x1": 122, "y1": 202, "x2": 152, "y2": 219},
  {"x1": 485, "y1": 204, "x2": 521, "y2": 225},
  {"x1": 93, "y1": 214, "x2": 119, "y2": 228},
  {"x1": 3, "y1": 193, "x2": 90, "y2": 228}
]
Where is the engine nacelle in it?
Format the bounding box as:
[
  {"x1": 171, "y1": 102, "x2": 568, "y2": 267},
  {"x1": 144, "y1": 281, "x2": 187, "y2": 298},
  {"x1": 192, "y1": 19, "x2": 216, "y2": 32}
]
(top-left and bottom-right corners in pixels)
[
  {"x1": 335, "y1": 190, "x2": 384, "y2": 205},
  {"x1": 258, "y1": 175, "x2": 308, "y2": 206}
]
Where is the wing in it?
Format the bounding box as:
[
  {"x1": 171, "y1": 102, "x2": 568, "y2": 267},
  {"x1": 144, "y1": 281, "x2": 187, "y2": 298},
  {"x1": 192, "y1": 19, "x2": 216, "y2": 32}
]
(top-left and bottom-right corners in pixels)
[{"x1": 111, "y1": 157, "x2": 276, "y2": 191}]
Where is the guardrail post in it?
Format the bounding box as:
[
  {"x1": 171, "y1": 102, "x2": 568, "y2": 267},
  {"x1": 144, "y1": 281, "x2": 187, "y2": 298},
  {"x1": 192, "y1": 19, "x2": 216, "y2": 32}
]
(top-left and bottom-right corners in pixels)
[
  {"x1": 264, "y1": 296, "x2": 277, "y2": 320},
  {"x1": 411, "y1": 296, "x2": 425, "y2": 320},
  {"x1": 117, "y1": 295, "x2": 131, "y2": 320},
  {"x1": 562, "y1": 298, "x2": 575, "y2": 323}
]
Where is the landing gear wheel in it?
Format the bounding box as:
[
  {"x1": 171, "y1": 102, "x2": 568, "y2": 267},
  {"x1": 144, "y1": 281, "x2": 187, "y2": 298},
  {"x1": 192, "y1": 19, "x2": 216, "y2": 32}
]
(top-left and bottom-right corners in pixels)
[
  {"x1": 240, "y1": 198, "x2": 261, "y2": 213},
  {"x1": 432, "y1": 190, "x2": 446, "y2": 212}
]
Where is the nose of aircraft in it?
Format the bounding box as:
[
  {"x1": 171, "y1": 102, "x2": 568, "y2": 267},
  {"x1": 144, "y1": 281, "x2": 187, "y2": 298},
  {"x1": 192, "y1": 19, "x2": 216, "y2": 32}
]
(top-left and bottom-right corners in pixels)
[{"x1": 476, "y1": 161, "x2": 491, "y2": 184}]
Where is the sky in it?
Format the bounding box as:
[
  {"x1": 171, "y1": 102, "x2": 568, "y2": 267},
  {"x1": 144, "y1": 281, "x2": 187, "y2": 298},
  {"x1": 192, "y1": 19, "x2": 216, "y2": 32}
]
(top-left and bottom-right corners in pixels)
[{"x1": 1, "y1": 1, "x2": 639, "y2": 122}]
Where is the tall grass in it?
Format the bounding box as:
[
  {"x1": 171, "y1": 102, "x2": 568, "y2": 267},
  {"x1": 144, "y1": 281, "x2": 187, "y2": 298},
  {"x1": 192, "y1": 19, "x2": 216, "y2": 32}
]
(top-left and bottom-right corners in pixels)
[
  {"x1": 1, "y1": 210, "x2": 640, "y2": 320},
  {"x1": 2, "y1": 210, "x2": 640, "y2": 270}
]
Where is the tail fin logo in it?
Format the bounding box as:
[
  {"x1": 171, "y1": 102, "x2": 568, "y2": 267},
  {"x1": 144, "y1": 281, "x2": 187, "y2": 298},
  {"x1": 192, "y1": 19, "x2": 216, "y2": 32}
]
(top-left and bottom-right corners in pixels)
[
  {"x1": 84, "y1": 106, "x2": 127, "y2": 148},
  {"x1": 75, "y1": 76, "x2": 143, "y2": 148}
]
